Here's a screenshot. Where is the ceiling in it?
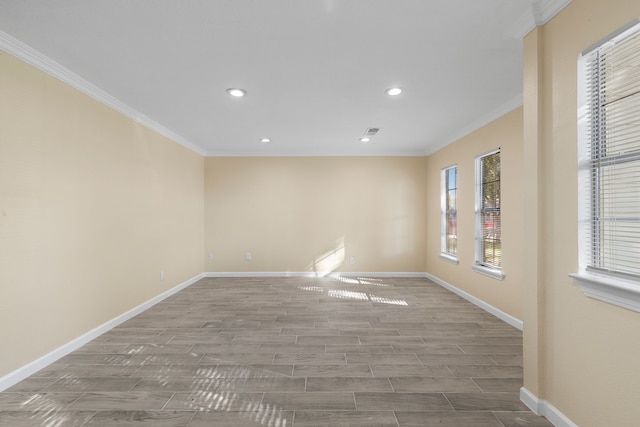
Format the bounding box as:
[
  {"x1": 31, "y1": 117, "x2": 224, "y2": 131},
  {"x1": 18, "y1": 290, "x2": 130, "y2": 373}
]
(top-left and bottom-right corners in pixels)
[{"x1": 0, "y1": 0, "x2": 570, "y2": 156}]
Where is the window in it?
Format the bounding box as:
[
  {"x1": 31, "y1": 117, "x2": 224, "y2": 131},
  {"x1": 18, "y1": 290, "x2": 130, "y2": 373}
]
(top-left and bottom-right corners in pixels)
[
  {"x1": 571, "y1": 20, "x2": 640, "y2": 312},
  {"x1": 474, "y1": 149, "x2": 503, "y2": 279},
  {"x1": 440, "y1": 166, "x2": 458, "y2": 263}
]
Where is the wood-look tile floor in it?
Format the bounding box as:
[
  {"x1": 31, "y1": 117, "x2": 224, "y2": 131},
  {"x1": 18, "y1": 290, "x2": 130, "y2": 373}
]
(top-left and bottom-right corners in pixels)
[{"x1": 0, "y1": 277, "x2": 553, "y2": 426}]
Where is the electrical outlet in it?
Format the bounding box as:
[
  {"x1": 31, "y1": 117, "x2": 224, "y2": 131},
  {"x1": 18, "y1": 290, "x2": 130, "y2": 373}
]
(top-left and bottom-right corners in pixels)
[
  {"x1": 246, "y1": 252, "x2": 252, "y2": 261},
  {"x1": 208, "y1": 253, "x2": 214, "y2": 261},
  {"x1": 160, "y1": 271, "x2": 165, "y2": 281},
  {"x1": 350, "y1": 256, "x2": 356, "y2": 265}
]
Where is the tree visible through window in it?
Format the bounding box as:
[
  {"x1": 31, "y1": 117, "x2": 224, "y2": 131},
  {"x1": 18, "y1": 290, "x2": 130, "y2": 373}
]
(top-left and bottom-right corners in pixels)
[
  {"x1": 476, "y1": 150, "x2": 501, "y2": 269},
  {"x1": 441, "y1": 166, "x2": 458, "y2": 258}
]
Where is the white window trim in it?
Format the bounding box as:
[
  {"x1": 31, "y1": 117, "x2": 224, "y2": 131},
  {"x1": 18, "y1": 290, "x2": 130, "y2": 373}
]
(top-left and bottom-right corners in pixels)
[
  {"x1": 474, "y1": 149, "x2": 504, "y2": 280},
  {"x1": 569, "y1": 273, "x2": 640, "y2": 312},
  {"x1": 440, "y1": 252, "x2": 459, "y2": 264},
  {"x1": 472, "y1": 264, "x2": 504, "y2": 280},
  {"x1": 572, "y1": 19, "x2": 640, "y2": 312},
  {"x1": 440, "y1": 165, "x2": 459, "y2": 263}
]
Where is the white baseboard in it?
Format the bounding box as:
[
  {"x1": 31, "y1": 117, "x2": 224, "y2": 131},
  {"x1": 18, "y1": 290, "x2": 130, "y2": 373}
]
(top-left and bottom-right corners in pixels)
[
  {"x1": 521, "y1": 387, "x2": 578, "y2": 427},
  {"x1": 204, "y1": 271, "x2": 427, "y2": 278},
  {"x1": 520, "y1": 386, "x2": 543, "y2": 414},
  {"x1": 0, "y1": 273, "x2": 205, "y2": 392},
  {"x1": 424, "y1": 272, "x2": 523, "y2": 330}
]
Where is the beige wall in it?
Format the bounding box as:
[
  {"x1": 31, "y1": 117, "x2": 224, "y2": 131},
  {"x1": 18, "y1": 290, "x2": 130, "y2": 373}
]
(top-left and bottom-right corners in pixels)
[
  {"x1": 0, "y1": 50, "x2": 205, "y2": 378},
  {"x1": 425, "y1": 108, "x2": 524, "y2": 320},
  {"x1": 204, "y1": 157, "x2": 427, "y2": 274},
  {"x1": 523, "y1": 1, "x2": 640, "y2": 425}
]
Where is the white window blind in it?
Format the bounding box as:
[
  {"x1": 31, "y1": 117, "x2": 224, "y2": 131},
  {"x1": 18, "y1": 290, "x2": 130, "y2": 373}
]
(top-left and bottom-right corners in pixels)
[
  {"x1": 476, "y1": 150, "x2": 501, "y2": 270},
  {"x1": 582, "y1": 23, "x2": 640, "y2": 279}
]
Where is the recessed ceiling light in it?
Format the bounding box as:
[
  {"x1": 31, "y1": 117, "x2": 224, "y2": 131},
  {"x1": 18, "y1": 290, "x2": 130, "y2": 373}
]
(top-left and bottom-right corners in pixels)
[
  {"x1": 226, "y1": 88, "x2": 247, "y2": 97},
  {"x1": 259, "y1": 138, "x2": 271, "y2": 143},
  {"x1": 359, "y1": 137, "x2": 371, "y2": 143},
  {"x1": 385, "y1": 87, "x2": 403, "y2": 96}
]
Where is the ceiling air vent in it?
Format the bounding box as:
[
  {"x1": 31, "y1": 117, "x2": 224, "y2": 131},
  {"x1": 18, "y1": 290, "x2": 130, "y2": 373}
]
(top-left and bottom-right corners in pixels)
[{"x1": 365, "y1": 128, "x2": 380, "y2": 136}]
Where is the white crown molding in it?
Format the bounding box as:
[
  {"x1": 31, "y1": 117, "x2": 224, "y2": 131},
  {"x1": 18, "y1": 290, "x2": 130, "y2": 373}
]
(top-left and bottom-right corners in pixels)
[
  {"x1": 0, "y1": 273, "x2": 204, "y2": 392},
  {"x1": 424, "y1": 272, "x2": 523, "y2": 330},
  {"x1": 424, "y1": 95, "x2": 523, "y2": 156},
  {"x1": 0, "y1": 30, "x2": 206, "y2": 156},
  {"x1": 521, "y1": 387, "x2": 578, "y2": 427},
  {"x1": 505, "y1": 0, "x2": 573, "y2": 39},
  {"x1": 534, "y1": 0, "x2": 573, "y2": 25}
]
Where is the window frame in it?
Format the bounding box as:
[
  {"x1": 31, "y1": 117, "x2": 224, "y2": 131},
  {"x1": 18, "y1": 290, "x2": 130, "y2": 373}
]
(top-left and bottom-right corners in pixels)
[
  {"x1": 473, "y1": 148, "x2": 504, "y2": 280},
  {"x1": 571, "y1": 19, "x2": 640, "y2": 312},
  {"x1": 440, "y1": 165, "x2": 459, "y2": 264}
]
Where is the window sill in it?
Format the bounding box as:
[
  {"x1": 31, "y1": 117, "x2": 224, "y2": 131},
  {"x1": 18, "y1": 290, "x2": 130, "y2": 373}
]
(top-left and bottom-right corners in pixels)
[
  {"x1": 472, "y1": 264, "x2": 504, "y2": 280},
  {"x1": 440, "y1": 253, "x2": 459, "y2": 264},
  {"x1": 569, "y1": 272, "x2": 640, "y2": 312}
]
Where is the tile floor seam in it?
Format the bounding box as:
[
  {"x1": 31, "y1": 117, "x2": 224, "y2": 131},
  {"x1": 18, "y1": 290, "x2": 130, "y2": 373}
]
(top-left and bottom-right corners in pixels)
[
  {"x1": 367, "y1": 364, "x2": 374, "y2": 377},
  {"x1": 491, "y1": 410, "x2": 510, "y2": 427},
  {"x1": 61, "y1": 392, "x2": 86, "y2": 410},
  {"x1": 78, "y1": 410, "x2": 97, "y2": 427},
  {"x1": 391, "y1": 410, "x2": 402, "y2": 427},
  {"x1": 160, "y1": 391, "x2": 176, "y2": 410},
  {"x1": 128, "y1": 377, "x2": 143, "y2": 392},
  {"x1": 185, "y1": 410, "x2": 197, "y2": 427},
  {"x1": 387, "y1": 377, "x2": 395, "y2": 392},
  {"x1": 441, "y1": 391, "x2": 456, "y2": 412},
  {"x1": 470, "y1": 377, "x2": 485, "y2": 393}
]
